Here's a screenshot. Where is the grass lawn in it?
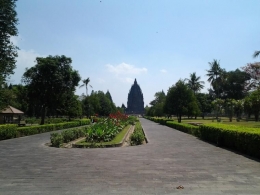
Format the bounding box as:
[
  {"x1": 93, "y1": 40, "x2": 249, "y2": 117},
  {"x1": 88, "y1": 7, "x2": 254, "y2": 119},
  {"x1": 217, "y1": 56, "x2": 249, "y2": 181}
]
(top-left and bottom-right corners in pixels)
[
  {"x1": 74, "y1": 125, "x2": 131, "y2": 147},
  {"x1": 162, "y1": 117, "x2": 260, "y2": 128}
]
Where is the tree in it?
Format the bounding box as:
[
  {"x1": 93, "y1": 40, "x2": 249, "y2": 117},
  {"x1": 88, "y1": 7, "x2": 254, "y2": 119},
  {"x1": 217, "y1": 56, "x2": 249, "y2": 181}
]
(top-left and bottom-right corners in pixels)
[
  {"x1": 22, "y1": 55, "x2": 81, "y2": 124},
  {"x1": 220, "y1": 69, "x2": 250, "y2": 100},
  {"x1": 79, "y1": 77, "x2": 92, "y2": 96},
  {"x1": 253, "y1": 51, "x2": 260, "y2": 58},
  {"x1": 105, "y1": 90, "x2": 113, "y2": 103},
  {"x1": 245, "y1": 90, "x2": 260, "y2": 121},
  {"x1": 149, "y1": 90, "x2": 166, "y2": 117},
  {"x1": 241, "y1": 62, "x2": 260, "y2": 90},
  {"x1": 206, "y1": 59, "x2": 224, "y2": 99},
  {"x1": 195, "y1": 93, "x2": 213, "y2": 119},
  {"x1": 0, "y1": 0, "x2": 19, "y2": 110},
  {"x1": 185, "y1": 72, "x2": 204, "y2": 94},
  {"x1": 212, "y1": 98, "x2": 224, "y2": 120},
  {"x1": 164, "y1": 80, "x2": 197, "y2": 122}
]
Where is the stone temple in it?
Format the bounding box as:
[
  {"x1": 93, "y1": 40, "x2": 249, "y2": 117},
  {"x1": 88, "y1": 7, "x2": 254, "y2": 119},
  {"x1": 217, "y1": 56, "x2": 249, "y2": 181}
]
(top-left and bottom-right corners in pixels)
[{"x1": 125, "y1": 78, "x2": 144, "y2": 115}]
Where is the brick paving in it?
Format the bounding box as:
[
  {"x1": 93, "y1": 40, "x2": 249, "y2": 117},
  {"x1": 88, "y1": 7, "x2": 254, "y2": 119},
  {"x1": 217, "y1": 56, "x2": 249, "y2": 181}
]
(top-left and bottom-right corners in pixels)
[{"x1": 0, "y1": 118, "x2": 260, "y2": 195}]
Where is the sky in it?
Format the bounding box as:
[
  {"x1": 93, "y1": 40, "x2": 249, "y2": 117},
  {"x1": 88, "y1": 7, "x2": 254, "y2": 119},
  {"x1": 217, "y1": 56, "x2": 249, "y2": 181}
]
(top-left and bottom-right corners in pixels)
[{"x1": 11, "y1": 0, "x2": 260, "y2": 107}]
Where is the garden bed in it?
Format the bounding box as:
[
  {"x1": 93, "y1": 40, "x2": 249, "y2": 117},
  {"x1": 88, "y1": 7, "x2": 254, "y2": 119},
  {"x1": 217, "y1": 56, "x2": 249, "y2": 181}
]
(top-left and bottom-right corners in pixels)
[{"x1": 72, "y1": 125, "x2": 133, "y2": 148}]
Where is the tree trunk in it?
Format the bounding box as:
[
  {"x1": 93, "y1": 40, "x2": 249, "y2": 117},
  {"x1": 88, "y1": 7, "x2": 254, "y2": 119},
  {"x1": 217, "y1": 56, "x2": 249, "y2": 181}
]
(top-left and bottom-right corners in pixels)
[{"x1": 40, "y1": 105, "x2": 46, "y2": 125}]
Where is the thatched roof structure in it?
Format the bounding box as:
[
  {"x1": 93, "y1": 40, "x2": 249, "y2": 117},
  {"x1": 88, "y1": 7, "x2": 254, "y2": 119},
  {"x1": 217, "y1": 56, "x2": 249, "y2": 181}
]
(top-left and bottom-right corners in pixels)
[{"x1": 0, "y1": 106, "x2": 24, "y2": 114}]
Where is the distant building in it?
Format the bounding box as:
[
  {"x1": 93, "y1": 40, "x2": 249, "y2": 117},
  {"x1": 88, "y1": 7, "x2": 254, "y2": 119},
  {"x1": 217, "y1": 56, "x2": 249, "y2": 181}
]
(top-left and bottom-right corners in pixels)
[{"x1": 125, "y1": 79, "x2": 144, "y2": 115}]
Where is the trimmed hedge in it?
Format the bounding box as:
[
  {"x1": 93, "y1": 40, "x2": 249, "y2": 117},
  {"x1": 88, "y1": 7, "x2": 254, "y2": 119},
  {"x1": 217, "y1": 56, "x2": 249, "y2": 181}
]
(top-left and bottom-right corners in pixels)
[
  {"x1": 0, "y1": 124, "x2": 17, "y2": 140},
  {"x1": 199, "y1": 124, "x2": 260, "y2": 158},
  {"x1": 51, "y1": 127, "x2": 87, "y2": 147},
  {"x1": 0, "y1": 119, "x2": 90, "y2": 141},
  {"x1": 144, "y1": 116, "x2": 174, "y2": 125},
  {"x1": 165, "y1": 121, "x2": 200, "y2": 137},
  {"x1": 146, "y1": 117, "x2": 260, "y2": 159}
]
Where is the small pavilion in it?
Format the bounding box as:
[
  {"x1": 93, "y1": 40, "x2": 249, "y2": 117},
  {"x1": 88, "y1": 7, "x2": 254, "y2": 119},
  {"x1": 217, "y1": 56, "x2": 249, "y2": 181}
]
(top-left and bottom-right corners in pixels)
[{"x1": 0, "y1": 106, "x2": 24, "y2": 124}]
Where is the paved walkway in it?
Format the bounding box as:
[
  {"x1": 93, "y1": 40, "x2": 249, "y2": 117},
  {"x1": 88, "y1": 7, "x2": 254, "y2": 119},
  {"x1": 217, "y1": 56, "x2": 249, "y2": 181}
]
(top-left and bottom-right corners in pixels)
[{"x1": 0, "y1": 118, "x2": 260, "y2": 195}]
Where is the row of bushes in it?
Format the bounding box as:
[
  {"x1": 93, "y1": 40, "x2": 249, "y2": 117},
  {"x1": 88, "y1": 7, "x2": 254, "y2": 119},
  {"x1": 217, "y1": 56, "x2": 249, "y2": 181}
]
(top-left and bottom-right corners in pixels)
[
  {"x1": 50, "y1": 127, "x2": 87, "y2": 147},
  {"x1": 0, "y1": 119, "x2": 91, "y2": 141},
  {"x1": 147, "y1": 117, "x2": 260, "y2": 159},
  {"x1": 25, "y1": 118, "x2": 87, "y2": 124},
  {"x1": 130, "y1": 120, "x2": 145, "y2": 145},
  {"x1": 145, "y1": 116, "x2": 174, "y2": 125}
]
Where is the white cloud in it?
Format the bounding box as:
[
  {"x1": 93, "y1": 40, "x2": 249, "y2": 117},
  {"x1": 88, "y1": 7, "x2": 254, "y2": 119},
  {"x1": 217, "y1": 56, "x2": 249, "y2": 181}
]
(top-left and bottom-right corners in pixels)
[
  {"x1": 160, "y1": 69, "x2": 167, "y2": 73},
  {"x1": 97, "y1": 78, "x2": 105, "y2": 83},
  {"x1": 125, "y1": 77, "x2": 134, "y2": 83},
  {"x1": 106, "y1": 62, "x2": 147, "y2": 75}
]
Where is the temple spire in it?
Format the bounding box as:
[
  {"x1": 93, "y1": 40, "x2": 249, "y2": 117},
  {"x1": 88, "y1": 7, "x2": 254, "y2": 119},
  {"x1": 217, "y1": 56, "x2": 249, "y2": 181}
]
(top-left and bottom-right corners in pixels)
[{"x1": 126, "y1": 79, "x2": 144, "y2": 115}]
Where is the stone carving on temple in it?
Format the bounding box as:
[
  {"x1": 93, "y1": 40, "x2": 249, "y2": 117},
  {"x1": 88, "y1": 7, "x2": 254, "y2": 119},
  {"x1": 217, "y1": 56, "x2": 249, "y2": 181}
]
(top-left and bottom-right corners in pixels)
[{"x1": 125, "y1": 78, "x2": 144, "y2": 115}]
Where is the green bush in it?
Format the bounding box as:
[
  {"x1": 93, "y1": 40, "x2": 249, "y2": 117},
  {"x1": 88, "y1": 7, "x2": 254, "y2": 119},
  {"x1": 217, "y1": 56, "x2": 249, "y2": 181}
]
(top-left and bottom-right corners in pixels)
[
  {"x1": 199, "y1": 124, "x2": 260, "y2": 158},
  {"x1": 0, "y1": 119, "x2": 91, "y2": 141},
  {"x1": 50, "y1": 127, "x2": 87, "y2": 147},
  {"x1": 0, "y1": 124, "x2": 17, "y2": 140},
  {"x1": 130, "y1": 121, "x2": 145, "y2": 145},
  {"x1": 166, "y1": 121, "x2": 200, "y2": 136},
  {"x1": 50, "y1": 133, "x2": 63, "y2": 147}
]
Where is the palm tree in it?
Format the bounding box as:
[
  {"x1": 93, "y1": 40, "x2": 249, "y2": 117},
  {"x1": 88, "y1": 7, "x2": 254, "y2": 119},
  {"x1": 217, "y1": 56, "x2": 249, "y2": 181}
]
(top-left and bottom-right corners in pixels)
[
  {"x1": 253, "y1": 51, "x2": 260, "y2": 58},
  {"x1": 206, "y1": 59, "x2": 224, "y2": 99},
  {"x1": 185, "y1": 72, "x2": 205, "y2": 95},
  {"x1": 79, "y1": 77, "x2": 92, "y2": 96}
]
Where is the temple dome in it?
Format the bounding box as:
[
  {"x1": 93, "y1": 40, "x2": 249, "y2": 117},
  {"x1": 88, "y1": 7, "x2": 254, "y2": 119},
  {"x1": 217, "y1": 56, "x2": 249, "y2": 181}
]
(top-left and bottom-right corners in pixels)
[{"x1": 126, "y1": 79, "x2": 144, "y2": 115}]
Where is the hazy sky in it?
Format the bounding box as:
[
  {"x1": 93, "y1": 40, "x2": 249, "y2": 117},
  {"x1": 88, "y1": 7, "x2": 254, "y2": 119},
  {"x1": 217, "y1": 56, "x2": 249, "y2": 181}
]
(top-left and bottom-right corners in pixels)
[{"x1": 11, "y1": 0, "x2": 260, "y2": 107}]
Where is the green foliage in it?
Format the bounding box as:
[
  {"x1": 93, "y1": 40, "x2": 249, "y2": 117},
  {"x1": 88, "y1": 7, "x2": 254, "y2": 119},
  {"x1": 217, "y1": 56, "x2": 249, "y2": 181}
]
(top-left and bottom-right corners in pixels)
[
  {"x1": 147, "y1": 90, "x2": 166, "y2": 117},
  {"x1": 148, "y1": 117, "x2": 260, "y2": 159},
  {"x1": 51, "y1": 126, "x2": 89, "y2": 147},
  {"x1": 86, "y1": 118, "x2": 124, "y2": 142},
  {"x1": 185, "y1": 72, "x2": 205, "y2": 94},
  {"x1": 0, "y1": 124, "x2": 17, "y2": 140},
  {"x1": 0, "y1": 0, "x2": 18, "y2": 98},
  {"x1": 50, "y1": 133, "x2": 63, "y2": 147},
  {"x1": 22, "y1": 55, "x2": 81, "y2": 124},
  {"x1": 164, "y1": 79, "x2": 198, "y2": 122},
  {"x1": 127, "y1": 116, "x2": 137, "y2": 125},
  {"x1": 0, "y1": 119, "x2": 90, "y2": 140},
  {"x1": 166, "y1": 121, "x2": 200, "y2": 137},
  {"x1": 130, "y1": 121, "x2": 145, "y2": 145},
  {"x1": 199, "y1": 124, "x2": 260, "y2": 158}
]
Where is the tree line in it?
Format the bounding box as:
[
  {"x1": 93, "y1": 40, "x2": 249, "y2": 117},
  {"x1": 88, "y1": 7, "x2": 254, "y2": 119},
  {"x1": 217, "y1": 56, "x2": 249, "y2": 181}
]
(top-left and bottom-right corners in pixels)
[{"x1": 146, "y1": 58, "x2": 260, "y2": 122}]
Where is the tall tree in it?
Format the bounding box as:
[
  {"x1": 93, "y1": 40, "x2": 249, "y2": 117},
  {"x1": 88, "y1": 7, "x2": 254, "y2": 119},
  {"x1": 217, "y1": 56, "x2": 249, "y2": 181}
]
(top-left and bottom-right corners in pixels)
[
  {"x1": 185, "y1": 72, "x2": 204, "y2": 94},
  {"x1": 79, "y1": 77, "x2": 92, "y2": 96},
  {"x1": 0, "y1": 0, "x2": 19, "y2": 110},
  {"x1": 105, "y1": 90, "x2": 113, "y2": 103},
  {"x1": 206, "y1": 59, "x2": 224, "y2": 99},
  {"x1": 148, "y1": 90, "x2": 166, "y2": 117},
  {"x1": 22, "y1": 55, "x2": 81, "y2": 124},
  {"x1": 164, "y1": 80, "x2": 197, "y2": 123},
  {"x1": 220, "y1": 69, "x2": 250, "y2": 100}
]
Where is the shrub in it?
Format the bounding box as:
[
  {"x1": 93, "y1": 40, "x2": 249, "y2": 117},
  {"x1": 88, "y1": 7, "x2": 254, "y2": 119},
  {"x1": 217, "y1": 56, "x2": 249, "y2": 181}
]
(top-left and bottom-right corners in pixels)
[
  {"x1": 199, "y1": 124, "x2": 260, "y2": 158},
  {"x1": 166, "y1": 121, "x2": 200, "y2": 136},
  {"x1": 0, "y1": 119, "x2": 91, "y2": 141},
  {"x1": 130, "y1": 121, "x2": 145, "y2": 145},
  {"x1": 50, "y1": 133, "x2": 63, "y2": 147},
  {"x1": 0, "y1": 124, "x2": 17, "y2": 140}
]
